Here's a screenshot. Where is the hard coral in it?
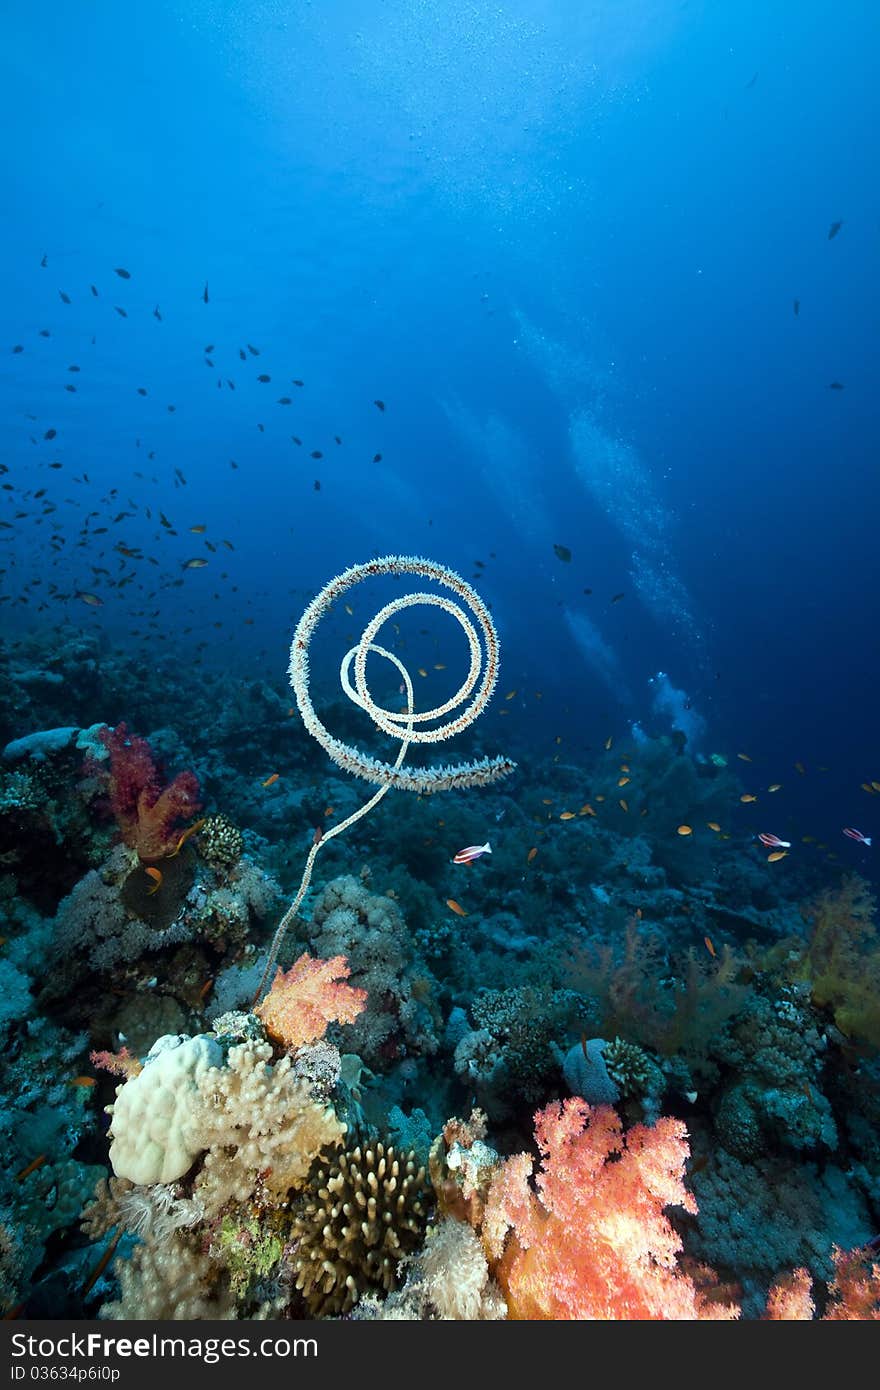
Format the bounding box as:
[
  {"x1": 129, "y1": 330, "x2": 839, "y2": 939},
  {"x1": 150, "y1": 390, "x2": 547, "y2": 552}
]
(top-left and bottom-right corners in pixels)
[
  {"x1": 287, "y1": 1141, "x2": 431, "y2": 1315},
  {"x1": 97, "y1": 722, "x2": 201, "y2": 862}
]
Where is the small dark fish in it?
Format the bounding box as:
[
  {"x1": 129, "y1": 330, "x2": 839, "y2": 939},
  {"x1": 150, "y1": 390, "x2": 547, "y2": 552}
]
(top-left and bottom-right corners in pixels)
[
  {"x1": 137, "y1": 387, "x2": 147, "y2": 396},
  {"x1": 153, "y1": 304, "x2": 162, "y2": 320},
  {"x1": 745, "y1": 71, "x2": 758, "y2": 89},
  {"x1": 65, "y1": 384, "x2": 77, "y2": 392},
  {"x1": 114, "y1": 306, "x2": 127, "y2": 318},
  {"x1": 277, "y1": 396, "x2": 291, "y2": 405},
  {"x1": 205, "y1": 343, "x2": 215, "y2": 353},
  {"x1": 39, "y1": 329, "x2": 50, "y2": 336},
  {"x1": 247, "y1": 344, "x2": 260, "y2": 356},
  {"x1": 174, "y1": 468, "x2": 187, "y2": 485},
  {"x1": 44, "y1": 428, "x2": 57, "y2": 440},
  {"x1": 553, "y1": 543, "x2": 572, "y2": 562},
  {"x1": 227, "y1": 379, "x2": 235, "y2": 390},
  {"x1": 91, "y1": 285, "x2": 99, "y2": 297},
  {"x1": 583, "y1": 587, "x2": 592, "y2": 595},
  {"x1": 828, "y1": 381, "x2": 845, "y2": 390},
  {"x1": 314, "y1": 479, "x2": 321, "y2": 490},
  {"x1": 40, "y1": 253, "x2": 47, "y2": 267},
  {"x1": 11, "y1": 344, "x2": 23, "y2": 354},
  {"x1": 311, "y1": 450, "x2": 323, "y2": 459},
  {"x1": 59, "y1": 290, "x2": 71, "y2": 304},
  {"x1": 372, "y1": 453, "x2": 382, "y2": 463},
  {"x1": 114, "y1": 267, "x2": 131, "y2": 279},
  {"x1": 167, "y1": 404, "x2": 176, "y2": 412},
  {"x1": 230, "y1": 460, "x2": 238, "y2": 469},
  {"x1": 258, "y1": 423, "x2": 264, "y2": 432},
  {"x1": 611, "y1": 592, "x2": 625, "y2": 603},
  {"x1": 68, "y1": 364, "x2": 80, "y2": 372},
  {"x1": 182, "y1": 557, "x2": 208, "y2": 569},
  {"x1": 203, "y1": 281, "x2": 209, "y2": 303},
  {"x1": 257, "y1": 374, "x2": 271, "y2": 382},
  {"x1": 793, "y1": 298, "x2": 800, "y2": 316},
  {"x1": 828, "y1": 220, "x2": 843, "y2": 240},
  {"x1": 374, "y1": 399, "x2": 385, "y2": 411},
  {"x1": 239, "y1": 348, "x2": 246, "y2": 361},
  {"x1": 292, "y1": 378, "x2": 304, "y2": 387},
  {"x1": 334, "y1": 436, "x2": 342, "y2": 444},
  {"x1": 292, "y1": 436, "x2": 302, "y2": 446}
]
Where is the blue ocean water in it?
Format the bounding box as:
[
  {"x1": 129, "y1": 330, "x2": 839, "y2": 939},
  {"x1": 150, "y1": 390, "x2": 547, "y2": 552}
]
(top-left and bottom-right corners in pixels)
[{"x1": 1, "y1": 0, "x2": 879, "y2": 1324}]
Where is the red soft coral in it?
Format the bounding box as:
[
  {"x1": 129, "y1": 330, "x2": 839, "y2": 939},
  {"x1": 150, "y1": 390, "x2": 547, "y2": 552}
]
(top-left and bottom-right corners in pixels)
[
  {"x1": 482, "y1": 1097, "x2": 738, "y2": 1320},
  {"x1": 97, "y1": 722, "x2": 201, "y2": 862}
]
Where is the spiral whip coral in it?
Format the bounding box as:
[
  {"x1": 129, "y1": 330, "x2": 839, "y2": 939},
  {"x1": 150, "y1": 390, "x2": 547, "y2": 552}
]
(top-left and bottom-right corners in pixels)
[{"x1": 255, "y1": 556, "x2": 515, "y2": 999}]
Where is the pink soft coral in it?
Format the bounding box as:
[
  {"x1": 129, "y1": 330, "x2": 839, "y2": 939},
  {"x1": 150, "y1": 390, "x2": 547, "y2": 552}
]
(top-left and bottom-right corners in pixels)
[
  {"x1": 765, "y1": 1246, "x2": 880, "y2": 1320},
  {"x1": 255, "y1": 952, "x2": 367, "y2": 1051},
  {"x1": 97, "y1": 722, "x2": 201, "y2": 862},
  {"x1": 482, "y1": 1097, "x2": 738, "y2": 1320}
]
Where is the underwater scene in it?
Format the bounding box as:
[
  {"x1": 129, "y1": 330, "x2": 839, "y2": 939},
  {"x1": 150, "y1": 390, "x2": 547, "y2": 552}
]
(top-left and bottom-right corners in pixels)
[{"x1": 1, "y1": 0, "x2": 879, "y2": 1324}]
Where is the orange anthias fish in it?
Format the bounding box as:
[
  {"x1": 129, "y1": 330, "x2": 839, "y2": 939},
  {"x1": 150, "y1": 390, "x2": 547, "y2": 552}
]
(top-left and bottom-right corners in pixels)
[
  {"x1": 262, "y1": 773, "x2": 280, "y2": 787},
  {"x1": 446, "y1": 899, "x2": 468, "y2": 916},
  {"x1": 168, "y1": 817, "x2": 206, "y2": 857},
  {"x1": 704, "y1": 936, "x2": 717, "y2": 958},
  {"x1": 527, "y1": 847, "x2": 538, "y2": 863},
  {"x1": 15, "y1": 1154, "x2": 47, "y2": 1182},
  {"x1": 68, "y1": 1076, "x2": 96, "y2": 1088},
  {"x1": 144, "y1": 866, "x2": 163, "y2": 895}
]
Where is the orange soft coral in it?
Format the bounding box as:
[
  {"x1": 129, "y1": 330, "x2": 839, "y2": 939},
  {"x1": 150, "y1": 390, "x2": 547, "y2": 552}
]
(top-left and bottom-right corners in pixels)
[
  {"x1": 255, "y1": 952, "x2": 367, "y2": 1051},
  {"x1": 481, "y1": 1097, "x2": 738, "y2": 1320}
]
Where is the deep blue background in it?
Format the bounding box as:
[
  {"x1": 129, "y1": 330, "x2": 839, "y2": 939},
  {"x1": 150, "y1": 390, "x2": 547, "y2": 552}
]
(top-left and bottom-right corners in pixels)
[{"x1": 1, "y1": 0, "x2": 877, "y2": 859}]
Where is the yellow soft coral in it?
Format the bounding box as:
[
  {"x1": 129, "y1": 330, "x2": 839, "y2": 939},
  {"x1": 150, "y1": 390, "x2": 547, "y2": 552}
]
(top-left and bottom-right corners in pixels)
[
  {"x1": 794, "y1": 874, "x2": 880, "y2": 1046},
  {"x1": 255, "y1": 952, "x2": 367, "y2": 1051}
]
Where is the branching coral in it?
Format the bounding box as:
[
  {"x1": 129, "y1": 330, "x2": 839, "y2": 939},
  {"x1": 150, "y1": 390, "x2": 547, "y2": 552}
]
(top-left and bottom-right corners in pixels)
[{"x1": 286, "y1": 1141, "x2": 431, "y2": 1315}]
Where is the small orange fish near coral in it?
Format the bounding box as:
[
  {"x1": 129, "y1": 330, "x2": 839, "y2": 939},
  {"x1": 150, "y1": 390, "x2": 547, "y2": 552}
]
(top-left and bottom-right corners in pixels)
[
  {"x1": 740, "y1": 794, "x2": 757, "y2": 803},
  {"x1": 704, "y1": 936, "x2": 716, "y2": 958},
  {"x1": 619, "y1": 799, "x2": 628, "y2": 812},
  {"x1": 68, "y1": 1076, "x2": 96, "y2": 1088},
  {"x1": 418, "y1": 668, "x2": 428, "y2": 677},
  {"x1": 168, "y1": 817, "x2": 206, "y2": 857},
  {"x1": 767, "y1": 850, "x2": 788, "y2": 862},
  {"x1": 15, "y1": 1154, "x2": 47, "y2": 1182},
  {"x1": 579, "y1": 804, "x2": 596, "y2": 816},
  {"x1": 446, "y1": 899, "x2": 468, "y2": 916},
  {"x1": 262, "y1": 773, "x2": 280, "y2": 787},
  {"x1": 144, "y1": 867, "x2": 163, "y2": 895},
  {"x1": 505, "y1": 689, "x2": 517, "y2": 700},
  {"x1": 559, "y1": 811, "x2": 576, "y2": 820},
  {"x1": 677, "y1": 825, "x2": 693, "y2": 836},
  {"x1": 618, "y1": 776, "x2": 630, "y2": 786},
  {"x1": 707, "y1": 822, "x2": 721, "y2": 832},
  {"x1": 527, "y1": 847, "x2": 538, "y2": 862}
]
